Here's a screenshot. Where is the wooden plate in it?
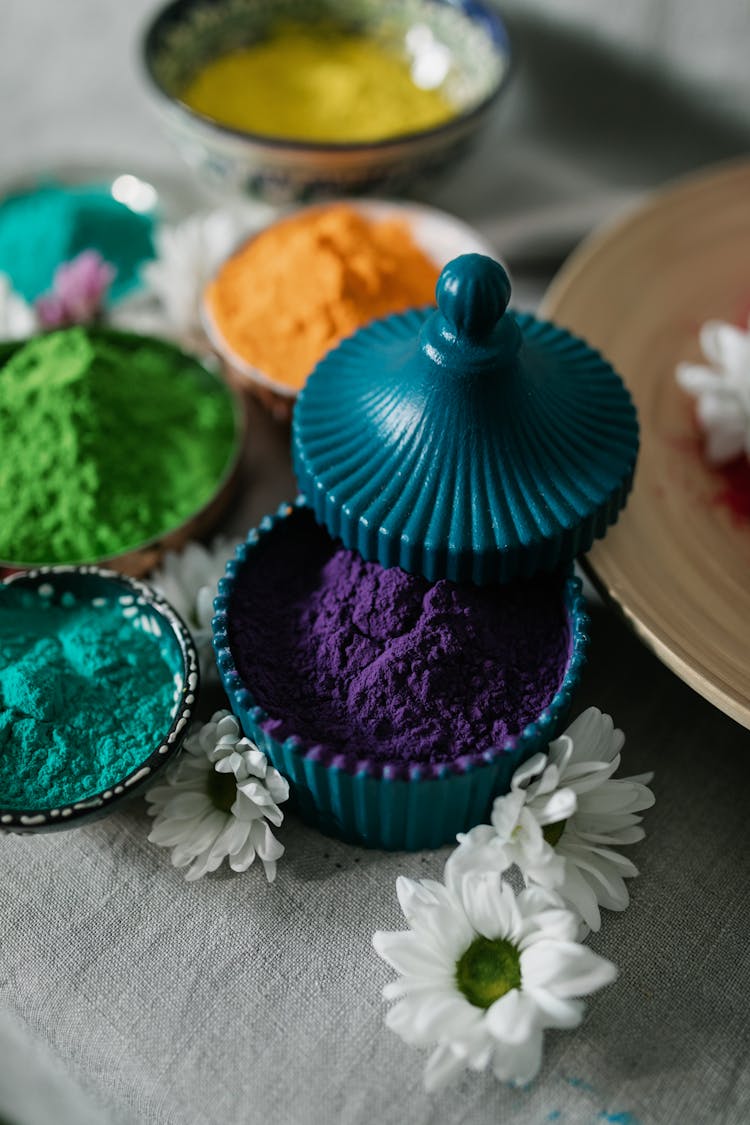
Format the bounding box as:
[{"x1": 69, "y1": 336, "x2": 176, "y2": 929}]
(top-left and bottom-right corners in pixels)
[{"x1": 541, "y1": 158, "x2": 750, "y2": 729}]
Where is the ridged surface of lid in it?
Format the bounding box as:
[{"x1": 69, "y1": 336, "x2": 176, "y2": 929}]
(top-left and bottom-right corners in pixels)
[{"x1": 293, "y1": 254, "x2": 639, "y2": 584}]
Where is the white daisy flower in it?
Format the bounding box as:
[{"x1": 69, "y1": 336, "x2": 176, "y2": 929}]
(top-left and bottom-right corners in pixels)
[
  {"x1": 373, "y1": 872, "x2": 617, "y2": 1092},
  {"x1": 141, "y1": 205, "x2": 271, "y2": 337},
  {"x1": 150, "y1": 537, "x2": 239, "y2": 679},
  {"x1": 146, "y1": 710, "x2": 289, "y2": 883},
  {"x1": 0, "y1": 273, "x2": 37, "y2": 339},
  {"x1": 676, "y1": 316, "x2": 750, "y2": 464},
  {"x1": 445, "y1": 708, "x2": 655, "y2": 932}
]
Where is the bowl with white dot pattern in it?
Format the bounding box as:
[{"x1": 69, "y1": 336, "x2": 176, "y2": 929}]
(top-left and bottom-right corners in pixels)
[{"x1": 0, "y1": 566, "x2": 199, "y2": 832}]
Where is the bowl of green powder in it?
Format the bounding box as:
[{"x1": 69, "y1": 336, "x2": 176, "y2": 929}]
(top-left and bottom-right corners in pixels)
[
  {"x1": 141, "y1": 0, "x2": 512, "y2": 202},
  {"x1": 0, "y1": 566, "x2": 199, "y2": 832},
  {"x1": 0, "y1": 326, "x2": 243, "y2": 576}
]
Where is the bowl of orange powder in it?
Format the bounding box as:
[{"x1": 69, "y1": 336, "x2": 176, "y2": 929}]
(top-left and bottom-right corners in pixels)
[{"x1": 202, "y1": 200, "x2": 497, "y2": 420}]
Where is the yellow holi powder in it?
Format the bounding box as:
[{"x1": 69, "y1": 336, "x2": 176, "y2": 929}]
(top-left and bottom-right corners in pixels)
[{"x1": 181, "y1": 25, "x2": 456, "y2": 143}]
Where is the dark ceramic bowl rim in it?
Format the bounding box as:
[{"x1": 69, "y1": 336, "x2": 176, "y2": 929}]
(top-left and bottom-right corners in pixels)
[
  {"x1": 211, "y1": 498, "x2": 590, "y2": 783},
  {"x1": 141, "y1": 0, "x2": 513, "y2": 155},
  {"x1": 0, "y1": 327, "x2": 245, "y2": 574},
  {"x1": 0, "y1": 565, "x2": 199, "y2": 831}
]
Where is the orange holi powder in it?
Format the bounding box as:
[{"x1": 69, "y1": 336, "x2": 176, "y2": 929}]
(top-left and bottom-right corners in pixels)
[{"x1": 205, "y1": 205, "x2": 440, "y2": 390}]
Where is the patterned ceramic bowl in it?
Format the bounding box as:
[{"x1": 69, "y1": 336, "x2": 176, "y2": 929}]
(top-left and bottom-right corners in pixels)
[
  {"x1": 0, "y1": 567, "x2": 198, "y2": 833},
  {"x1": 212, "y1": 501, "x2": 590, "y2": 852},
  {"x1": 141, "y1": 0, "x2": 511, "y2": 203},
  {"x1": 202, "y1": 198, "x2": 500, "y2": 421}
]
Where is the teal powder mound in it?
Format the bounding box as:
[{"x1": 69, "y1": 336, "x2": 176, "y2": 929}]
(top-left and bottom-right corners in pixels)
[
  {"x1": 0, "y1": 590, "x2": 177, "y2": 809},
  {"x1": 0, "y1": 182, "x2": 154, "y2": 302}
]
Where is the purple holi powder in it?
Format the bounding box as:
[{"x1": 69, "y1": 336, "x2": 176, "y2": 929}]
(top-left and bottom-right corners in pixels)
[{"x1": 228, "y1": 509, "x2": 570, "y2": 765}]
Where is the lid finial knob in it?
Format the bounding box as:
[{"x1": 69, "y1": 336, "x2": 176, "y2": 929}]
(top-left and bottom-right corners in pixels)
[
  {"x1": 436, "y1": 254, "x2": 512, "y2": 341},
  {"x1": 423, "y1": 254, "x2": 521, "y2": 370}
]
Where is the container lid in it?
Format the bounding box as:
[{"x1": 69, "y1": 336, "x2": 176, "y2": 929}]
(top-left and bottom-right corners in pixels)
[{"x1": 292, "y1": 253, "x2": 639, "y2": 584}]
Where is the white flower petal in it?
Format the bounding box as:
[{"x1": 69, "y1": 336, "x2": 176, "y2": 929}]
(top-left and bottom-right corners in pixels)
[
  {"x1": 207, "y1": 817, "x2": 250, "y2": 864},
  {"x1": 518, "y1": 908, "x2": 579, "y2": 950},
  {"x1": 490, "y1": 1028, "x2": 544, "y2": 1086},
  {"x1": 411, "y1": 989, "x2": 481, "y2": 1043},
  {"x1": 461, "y1": 874, "x2": 520, "y2": 942},
  {"x1": 261, "y1": 858, "x2": 278, "y2": 884},
  {"x1": 525, "y1": 988, "x2": 584, "y2": 1030},
  {"x1": 424, "y1": 1044, "x2": 468, "y2": 1093},
  {"x1": 510, "y1": 752, "x2": 548, "y2": 791},
  {"x1": 489, "y1": 790, "x2": 526, "y2": 841},
  {"x1": 373, "y1": 930, "x2": 452, "y2": 979},
  {"x1": 563, "y1": 839, "x2": 638, "y2": 879},
  {"x1": 148, "y1": 806, "x2": 218, "y2": 848},
  {"x1": 530, "y1": 787, "x2": 577, "y2": 825},
  {"x1": 521, "y1": 941, "x2": 617, "y2": 997},
  {"x1": 396, "y1": 876, "x2": 440, "y2": 920},
  {"x1": 552, "y1": 860, "x2": 603, "y2": 932},
  {"x1": 546, "y1": 734, "x2": 575, "y2": 772},
  {"x1": 251, "y1": 818, "x2": 285, "y2": 862},
  {"x1": 0, "y1": 274, "x2": 37, "y2": 338},
  {"x1": 676, "y1": 361, "x2": 722, "y2": 393},
  {"x1": 560, "y1": 853, "x2": 632, "y2": 914},
  {"x1": 700, "y1": 320, "x2": 750, "y2": 370},
  {"x1": 228, "y1": 835, "x2": 257, "y2": 873},
  {"x1": 485, "y1": 988, "x2": 538, "y2": 1044},
  {"x1": 154, "y1": 791, "x2": 212, "y2": 820},
  {"x1": 397, "y1": 877, "x2": 476, "y2": 959}
]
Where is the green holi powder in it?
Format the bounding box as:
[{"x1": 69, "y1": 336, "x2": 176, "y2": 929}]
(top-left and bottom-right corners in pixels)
[
  {"x1": 0, "y1": 182, "x2": 154, "y2": 302},
  {"x1": 0, "y1": 327, "x2": 237, "y2": 565},
  {"x1": 0, "y1": 589, "x2": 177, "y2": 809}
]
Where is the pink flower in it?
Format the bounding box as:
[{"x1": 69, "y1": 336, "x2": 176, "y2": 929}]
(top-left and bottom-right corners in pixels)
[{"x1": 35, "y1": 250, "x2": 115, "y2": 328}]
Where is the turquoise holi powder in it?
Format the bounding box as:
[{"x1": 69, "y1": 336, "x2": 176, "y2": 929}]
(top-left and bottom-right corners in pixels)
[
  {"x1": 0, "y1": 182, "x2": 155, "y2": 302},
  {"x1": 0, "y1": 588, "x2": 177, "y2": 809}
]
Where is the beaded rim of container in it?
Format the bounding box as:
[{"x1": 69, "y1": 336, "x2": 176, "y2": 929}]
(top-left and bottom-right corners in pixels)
[
  {"x1": 142, "y1": 0, "x2": 513, "y2": 155},
  {"x1": 211, "y1": 499, "x2": 590, "y2": 784},
  {"x1": 0, "y1": 565, "x2": 200, "y2": 832}
]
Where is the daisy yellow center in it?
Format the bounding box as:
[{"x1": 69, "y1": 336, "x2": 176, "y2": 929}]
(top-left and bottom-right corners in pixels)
[
  {"x1": 206, "y1": 767, "x2": 236, "y2": 813},
  {"x1": 542, "y1": 819, "x2": 567, "y2": 847},
  {"x1": 455, "y1": 937, "x2": 522, "y2": 1009}
]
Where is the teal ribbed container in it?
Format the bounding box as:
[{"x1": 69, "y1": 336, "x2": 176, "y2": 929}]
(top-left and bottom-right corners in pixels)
[
  {"x1": 212, "y1": 501, "x2": 589, "y2": 850},
  {"x1": 293, "y1": 254, "x2": 639, "y2": 584},
  {"x1": 213, "y1": 255, "x2": 639, "y2": 850}
]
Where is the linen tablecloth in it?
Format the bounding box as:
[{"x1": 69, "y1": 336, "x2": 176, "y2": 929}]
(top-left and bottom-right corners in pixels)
[{"x1": 2, "y1": 2, "x2": 750, "y2": 1122}]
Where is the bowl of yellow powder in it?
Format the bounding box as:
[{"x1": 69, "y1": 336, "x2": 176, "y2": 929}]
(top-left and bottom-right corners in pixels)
[
  {"x1": 141, "y1": 0, "x2": 511, "y2": 202},
  {"x1": 202, "y1": 199, "x2": 498, "y2": 419},
  {"x1": 0, "y1": 565, "x2": 199, "y2": 832},
  {"x1": 0, "y1": 327, "x2": 244, "y2": 576}
]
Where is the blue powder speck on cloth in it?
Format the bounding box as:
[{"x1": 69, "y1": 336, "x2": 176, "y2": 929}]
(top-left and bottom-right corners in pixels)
[
  {"x1": 566, "y1": 1077, "x2": 596, "y2": 1093},
  {"x1": 599, "y1": 1114, "x2": 640, "y2": 1124},
  {"x1": 0, "y1": 587, "x2": 177, "y2": 809},
  {"x1": 0, "y1": 181, "x2": 155, "y2": 302}
]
